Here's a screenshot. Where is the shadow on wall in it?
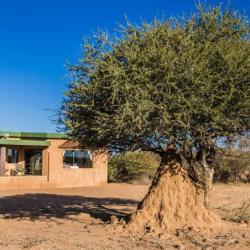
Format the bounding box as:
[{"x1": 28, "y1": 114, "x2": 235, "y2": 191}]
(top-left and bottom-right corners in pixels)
[{"x1": 0, "y1": 194, "x2": 138, "y2": 221}]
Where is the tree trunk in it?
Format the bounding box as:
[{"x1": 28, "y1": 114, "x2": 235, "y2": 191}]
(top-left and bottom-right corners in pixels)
[
  {"x1": 189, "y1": 151, "x2": 215, "y2": 208},
  {"x1": 127, "y1": 149, "x2": 220, "y2": 233}
]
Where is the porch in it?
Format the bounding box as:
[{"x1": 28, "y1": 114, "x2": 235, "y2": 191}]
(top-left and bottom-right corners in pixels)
[
  {"x1": 0, "y1": 131, "x2": 108, "y2": 190},
  {"x1": 0, "y1": 138, "x2": 49, "y2": 177}
]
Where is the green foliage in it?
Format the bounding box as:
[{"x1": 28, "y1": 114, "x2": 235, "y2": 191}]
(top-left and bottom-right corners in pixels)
[
  {"x1": 108, "y1": 152, "x2": 159, "y2": 183},
  {"x1": 61, "y1": 4, "x2": 250, "y2": 163}
]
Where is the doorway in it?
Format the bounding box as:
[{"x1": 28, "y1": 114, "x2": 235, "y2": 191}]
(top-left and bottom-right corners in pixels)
[{"x1": 24, "y1": 149, "x2": 42, "y2": 175}]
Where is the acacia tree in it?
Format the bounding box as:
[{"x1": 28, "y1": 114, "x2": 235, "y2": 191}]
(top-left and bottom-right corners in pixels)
[{"x1": 61, "y1": 5, "x2": 250, "y2": 231}]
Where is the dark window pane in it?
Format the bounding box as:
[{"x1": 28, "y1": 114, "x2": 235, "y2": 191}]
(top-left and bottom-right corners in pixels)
[
  {"x1": 76, "y1": 151, "x2": 92, "y2": 168},
  {"x1": 7, "y1": 149, "x2": 18, "y2": 163},
  {"x1": 63, "y1": 150, "x2": 74, "y2": 167}
]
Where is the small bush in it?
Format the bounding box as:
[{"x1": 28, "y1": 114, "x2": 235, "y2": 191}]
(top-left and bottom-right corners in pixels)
[
  {"x1": 218, "y1": 200, "x2": 250, "y2": 223},
  {"x1": 108, "y1": 151, "x2": 160, "y2": 183},
  {"x1": 214, "y1": 150, "x2": 250, "y2": 183}
]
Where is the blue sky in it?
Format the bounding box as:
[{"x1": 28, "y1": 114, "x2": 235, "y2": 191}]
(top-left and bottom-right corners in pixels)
[{"x1": 0, "y1": 0, "x2": 249, "y2": 132}]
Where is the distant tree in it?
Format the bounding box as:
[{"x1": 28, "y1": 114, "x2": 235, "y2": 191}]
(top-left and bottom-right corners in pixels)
[{"x1": 61, "y1": 5, "x2": 250, "y2": 230}]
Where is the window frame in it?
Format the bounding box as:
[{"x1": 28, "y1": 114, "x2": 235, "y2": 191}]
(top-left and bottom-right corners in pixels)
[
  {"x1": 7, "y1": 148, "x2": 19, "y2": 164},
  {"x1": 63, "y1": 149, "x2": 93, "y2": 169}
]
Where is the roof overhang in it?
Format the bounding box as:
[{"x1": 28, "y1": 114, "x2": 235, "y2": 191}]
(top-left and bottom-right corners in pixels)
[
  {"x1": 0, "y1": 131, "x2": 66, "y2": 139},
  {"x1": 59, "y1": 141, "x2": 80, "y2": 149},
  {"x1": 0, "y1": 139, "x2": 50, "y2": 147}
]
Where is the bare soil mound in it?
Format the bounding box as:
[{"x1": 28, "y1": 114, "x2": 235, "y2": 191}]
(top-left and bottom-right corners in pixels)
[{"x1": 127, "y1": 163, "x2": 221, "y2": 233}]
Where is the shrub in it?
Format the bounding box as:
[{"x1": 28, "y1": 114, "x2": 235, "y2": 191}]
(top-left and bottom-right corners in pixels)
[
  {"x1": 218, "y1": 200, "x2": 250, "y2": 223},
  {"x1": 214, "y1": 150, "x2": 250, "y2": 183},
  {"x1": 108, "y1": 151, "x2": 160, "y2": 183}
]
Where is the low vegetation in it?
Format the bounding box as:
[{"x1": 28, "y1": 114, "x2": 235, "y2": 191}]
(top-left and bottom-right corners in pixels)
[
  {"x1": 108, "y1": 152, "x2": 160, "y2": 183},
  {"x1": 218, "y1": 199, "x2": 250, "y2": 224},
  {"x1": 214, "y1": 150, "x2": 250, "y2": 183},
  {"x1": 109, "y1": 149, "x2": 250, "y2": 184}
]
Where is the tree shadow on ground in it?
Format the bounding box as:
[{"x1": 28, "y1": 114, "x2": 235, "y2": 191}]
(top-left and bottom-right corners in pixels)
[{"x1": 0, "y1": 194, "x2": 138, "y2": 222}]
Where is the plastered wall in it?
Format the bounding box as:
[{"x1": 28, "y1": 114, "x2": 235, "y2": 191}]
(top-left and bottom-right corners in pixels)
[{"x1": 0, "y1": 139, "x2": 108, "y2": 190}]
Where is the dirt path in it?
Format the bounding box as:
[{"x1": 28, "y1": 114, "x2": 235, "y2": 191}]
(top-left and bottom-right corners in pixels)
[{"x1": 0, "y1": 183, "x2": 249, "y2": 249}]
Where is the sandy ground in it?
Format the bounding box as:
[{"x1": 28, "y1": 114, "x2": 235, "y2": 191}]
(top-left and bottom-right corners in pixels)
[{"x1": 0, "y1": 183, "x2": 249, "y2": 250}]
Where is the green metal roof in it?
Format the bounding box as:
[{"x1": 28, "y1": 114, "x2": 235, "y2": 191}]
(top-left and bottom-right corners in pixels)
[
  {"x1": 0, "y1": 131, "x2": 66, "y2": 139},
  {"x1": 0, "y1": 139, "x2": 50, "y2": 147}
]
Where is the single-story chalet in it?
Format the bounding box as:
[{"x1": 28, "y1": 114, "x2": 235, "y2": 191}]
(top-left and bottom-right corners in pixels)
[{"x1": 0, "y1": 131, "x2": 108, "y2": 190}]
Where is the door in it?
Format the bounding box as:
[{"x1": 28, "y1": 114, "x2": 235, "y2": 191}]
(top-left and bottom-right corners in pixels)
[{"x1": 24, "y1": 150, "x2": 42, "y2": 175}]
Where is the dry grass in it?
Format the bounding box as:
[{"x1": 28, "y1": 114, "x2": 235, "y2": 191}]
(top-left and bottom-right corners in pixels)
[{"x1": 218, "y1": 199, "x2": 250, "y2": 223}]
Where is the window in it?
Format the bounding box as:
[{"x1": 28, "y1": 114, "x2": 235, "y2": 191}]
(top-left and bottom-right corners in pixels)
[
  {"x1": 63, "y1": 150, "x2": 92, "y2": 168},
  {"x1": 7, "y1": 149, "x2": 19, "y2": 163}
]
